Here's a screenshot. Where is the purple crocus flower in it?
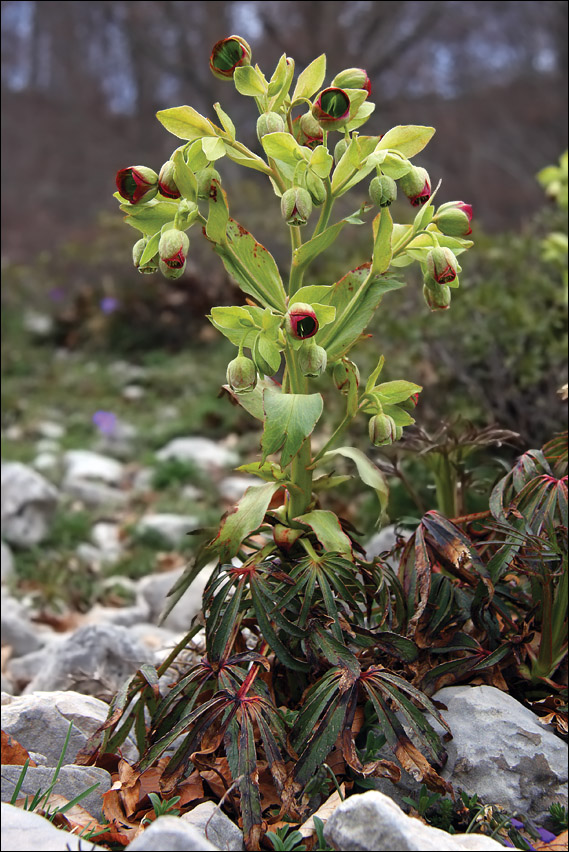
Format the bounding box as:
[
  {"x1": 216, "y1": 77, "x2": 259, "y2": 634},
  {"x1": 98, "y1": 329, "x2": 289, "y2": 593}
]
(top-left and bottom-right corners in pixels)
[
  {"x1": 537, "y1": 827, "x2": 557, "y2": 844},
  {"x1": 100, "y1": 296, "x2": 119, "y2": 314},
  {"x1": 92, "y1": 411, "x2": 117, "y2": 436}
]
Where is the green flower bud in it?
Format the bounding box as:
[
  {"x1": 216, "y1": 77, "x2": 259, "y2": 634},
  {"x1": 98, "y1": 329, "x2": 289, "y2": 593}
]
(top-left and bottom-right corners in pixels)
[
  {"x1": 331, "y1": 68, "x2": 372, "y2": 96},
  {"x1": 305, "y1": 171, "x2": 327, "y2": 206},
  {"x1": 298, "y1": 340, "x2": 327, "y2": 378},
  {"x1": 426, "y1": 247, "x2": 458, "y2": 284},
  {"x1": 226, "y1": 354, "x2": 257, "y2": 393},
  {"x1": 423, "y1": 281, "x2": 451, "y2": 311},
  {"x1": 333, "y1": 359, "x2": 360, "y2": 394},
  {"x1": 299, "y1": 112, "x2": 324, "y2": 142},
  {"x1": 281, "y1": 187, "x2": 313, "y2": 226},
  {"x1": 116, "y1": 166, "x2": 159, "y2": 205},
  {"x1": 433, "y1": 201, "x2": 473, "y2": 237},
  {"x1": 159, "y1": 259, "x2": 186, "y2": 280},
  {"x1": 334, "y1": 139, "x2": 349, "y2": 165},
  {"x1": 369, "y1": 175, "x2": 397, "y2": 208},
  {"x1": 399, "y1": 166, "x2": 431, "y2": 207},
  {"x1": 158, "y1": 160, "x2": 181, "y2": 199},
  {"x1": 132, "y1": 238, "x2": 158, "y2": 275},
  {"x1": 257, "y1": 112, "x2": 286, "y2": 140},
  {"x1": 210, "y1": 35, "x2": 251, "y2": 80},
  {"x1": 195, "y1": 167, "x2": 221, "y2": 200},
  {"x1": 312, "y1": 88, "x2": 351, "y2": 130},
  {"x1": 158, "y1": 229, "x2": 189, "y2": 269},
  {"x1": 285, "y1": 303, "x2": 319, "y2": 340},
  {"x1": 369, "y1": 413, "x2": 397, "y2": 446}
]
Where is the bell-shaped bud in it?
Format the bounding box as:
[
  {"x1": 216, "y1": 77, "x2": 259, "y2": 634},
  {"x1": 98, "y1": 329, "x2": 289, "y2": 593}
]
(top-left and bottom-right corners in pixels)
[
  {"x1": 333, "y1": 359, "x2": 360, "y2": 394},
  {"x1": 132, "y1": 238, "x2": 158, "y2": 275},
  {"x1": 116, "y1": 166, "x2": 159, "y2": 205},
  {"x1": 298, "y1": 340, "x2": 327, "y2": 378},
  {"x1": 426, "y1": 247, "x2": 458, "y2": 285},
  {"x1": 331, "y1": 68, "x2": 371, "y2": 96},
  {"x1": 306, "y1": 171, "x2": 327, "y2": 206},
  {"x1": 158, "y1": 160, "x2": 181, "y2": 199},
  {"x1": 369, "y1": 175, "x2": 397, "y2": 208},
  {"x1": 285, "y1": 303, "x2": 319, "y2": 340},
  {"x1": 299, "y1": 112, "x2": 324, "y2": 145},
  {"x1": 159, "y1": 259, "x2": 186, "y2": 280},
  {"x1": 334, "y1": 138, "x2": 349, "y2": 165},
  {"x1": 227, "y1": 354, "x2": 257, "y2": 393},
  {"x1": 433, "y1": 201, "x2": 473, "y2": 237},
  {"x1": 195, "y1": 167, "x2": 221, "y2": 200},
  {"x1": 158, "y1": 229, "x2": 190, "y2": 270},
  {"x1": 257, "y1": 112, "x2": 286, "y2": 141},
  {"x1": 312, "y1": 88, "x2": 351, "y2": 130},
  {"x1": 399, "y1": 166, "x2": 431, "y2": 207},
  {"x1": 423, "y1": 281, "x2": 451, "y2": 311},
  {"x1": 369, "y1": 413, "x2": 397, "y2": 446},
  {"x1": 400, "y1": 393, "x2": 420, "y2": 412},
  {"x1": 210, "y1": 35, "x2": 251, "y2": 80},
  {"x1": 281, "y1": 187, "x2": 313, "y2": 227}
]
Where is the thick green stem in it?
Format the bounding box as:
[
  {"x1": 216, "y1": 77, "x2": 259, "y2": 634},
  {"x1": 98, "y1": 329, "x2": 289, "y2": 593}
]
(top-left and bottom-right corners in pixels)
[
  {"x1": 432, "y1": 453, "x2": 459, "y2": 518},
  {"x1": 285, "y1": 344, "x2": 313, "y2": 520},
  {"x1": 311, "y1": 178, "x2": 334, "y2": 240}
]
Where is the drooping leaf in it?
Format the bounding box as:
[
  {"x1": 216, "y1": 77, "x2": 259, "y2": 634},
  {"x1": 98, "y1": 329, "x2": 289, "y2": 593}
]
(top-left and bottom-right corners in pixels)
[
  {"x1": 295, "y1": 509, "x2": 353, "y2": 558},
  {"x1": 234, "y1": 64, "x2": 267, "y2": 97},
  {"x1": 262, "y1": 390, "x2": 323, "y2": 466},
  {"x1": 205, "y1": 180, "x2": 229, "y2": 244},
  {"x1": 213, "y1": 102, "x2": 236, "y2": 139},
  {"x1": 322, "y1": 446, "x2": 389, "y2": 516},
  {"x1": 119, "y1": 198, "x2": 180, "y2": 236},
  {"x1": 212, "y1": 482, "x2": 281, "y2": 563},
  {"x1": 371, "y1": 208, "x2": 393, "y2": 275}
]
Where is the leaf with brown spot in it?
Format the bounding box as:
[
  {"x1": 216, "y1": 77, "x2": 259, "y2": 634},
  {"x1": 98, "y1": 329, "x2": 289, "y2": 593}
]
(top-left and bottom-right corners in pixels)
[{"x1": 1, "y1": 730, "x2": 37, "y2": 766}]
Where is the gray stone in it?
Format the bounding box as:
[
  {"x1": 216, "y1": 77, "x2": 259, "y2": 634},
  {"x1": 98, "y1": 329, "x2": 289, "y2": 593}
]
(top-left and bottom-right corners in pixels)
[
  {"x1": 218, "y1": 476, "x2": 258, "y2": 503},
  {"x1": 83, "y1": 602, "x2": 151, "y2": 629},
  {"x1": 36, "y1": 421, "x2": 65, "y2": 440},
  {"x1": 122, "y1": 384, "x2": 145, "y2": 400},
  {"x1": 135, "y1": 514, "x2": 200, "y2": 547},
  {"x1": 76, "y1": 542, "x2": 119, "y2": 568},
  {"x1": 156, "y1": 437, "x2": 238, "y2": 472},
  {"x1": 323, "y1": 790, "x2": 514, "y2": 851},
  {"x1": 63, "y1": 450, "x2": 124, "y2": 484},
  {"x1": 365, "y1": 524, "x2": 411, "y2": 564},
  {"x1": 62, "y1": 479, "x2": 128, "y2": 509},
  {"x1": 1, "y1": 594, "x2": 47, "y2": 657},
  {"x1": 23, "y1": 310, "x2": 53, "y2": 337},
  {"x1": 1, "y1": 802, "x2": 108, "y2": 851},
  {"x1": 32, "y1": 452, "x2": 59, "y2": 474},
  {"x1": 1, "y1": 463, "x2": 59, "y2": 547},
  {"x1": 137, "y1": 565, "x2": 214, "y2": 631},
  {"x1": 181, "y1": 484, "x2": 204, "y2": 502},
  {"x1": 1, "y1": 540, "x2": 15, "y2": 584},
  {"x1": 23, "y1": 623, "x2": 153, "y2": 698},
  {"x1": 95, "y1": 418, "x2": 138, "y2": 460},
  {"x1": 1, "y1": 672, "x2": 14, "y2": 693},
  {"x1": 432, "y1": 685, "x2": 568, "y2": 825},
  {"x1": 8, "y1": 645, "x2": 59, "y2": 690},
  {"x1": 1, "y1": 764, "x2": 111, "y2": 821},
  {"x1": 182, "y1": 801, "x2": 244, "y2": 850},
  {"x1": 132, "y1": 467, "x2": 154, "y2": 493},
  {"x1": 127, "y1": 815, "x2": 219, "y2": 851},
  {"x1": 35, "y1": 438, "x2": 60, "y2": 453},
  {"x1": 0, "y1": 690, "x2": 137, "y2": 765}
]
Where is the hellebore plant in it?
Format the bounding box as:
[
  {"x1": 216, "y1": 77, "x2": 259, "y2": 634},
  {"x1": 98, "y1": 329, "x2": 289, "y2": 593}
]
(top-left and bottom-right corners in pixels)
[{"x1": 101, "y1": 38, "x2": 477, "y2": 849}]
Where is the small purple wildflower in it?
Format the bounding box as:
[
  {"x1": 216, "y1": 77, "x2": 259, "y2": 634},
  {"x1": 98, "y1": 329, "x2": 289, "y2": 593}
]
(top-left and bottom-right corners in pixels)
[
  {"x1": 502, "y1": 839, "x2": 515, "y2": 848},
  {"x1": 100, "y1": 296, "x2": 119, "y2": 314},
  {"x1": 49, "y1": 287, "x2": 65, "y2": 302},
  {"x1": 537, "y1": 827, "x2": 556, "y2": 844},
  {"x1": 510, "y1": 818, "x2": 525, "y2": 830},
  {"x1": 92, "y1": 410, "x2": 117, "y2": 436}
]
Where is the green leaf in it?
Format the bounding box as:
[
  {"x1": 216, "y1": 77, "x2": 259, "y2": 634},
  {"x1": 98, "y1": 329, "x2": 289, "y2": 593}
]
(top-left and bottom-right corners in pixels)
[
  {"x1": 156, "y1": 106, "x2": 218, "y2": 140},
  {"x1": 225, "y1": 144, "x2": 272, "y2": 174},
  {"x1": 262, "y1": 390, "x2": 323, "y2": 466},
  {"x1": 331, "y1": 135, "x2": 381, "y2": 196},
  {"x1": 253, "y1": 332, "x2": 282, "y2": 375},
  {"x1": 214, "y1": 220, "x2": 287, "y2": 311},
  {"x1": 371, "y1": 208, "x2": 393, "y2": 275},
  {"x1": 346, "y1": 101, "x2": 375, "y2": 132},
  {"x1": 293, "y1": 221, "x2": 346, "y2": 269},
  {"x1": 236, "y1": 460, "x2": 285, "y2": 482},
  {"x1": 291, "y1": 284, "x2": 334, "y2": 304},
  {"x1": 213, "y1": 102, "x2": 236, "y2": 140},
  {"x1": 202, "y1": 136, "x2": 226, "y2": 160},
  {"x1": 234, "y1": 64, "x2": 267, "y2": 96},
  {"x1": 139, "y1": 231, "x2": 161, "y2": 266},
  {"x1": 375, "y1": 380, "x2": 422, "y2": 404},
  {"x1": 406, "y1": 230, "x2": 473, "y2": 256},
  {"x1": 375, "y1": 125, "x2": 435, "y2": 158},
  {"x1": 295, "y1": 510, "x2": 352, "y2": 558},
  {"x1": 213, "y1": 482, "x2": 280, "y2": 562},
  {"x1": 292, "y1": 54, "x2": 326, "y2": 101},
  {"x1": 208, "y1": 305, "x2": 262, "y2": 347},
  {"x1": 172, "y1": 148, "x2": 198, "y2": 201},
  {"x1": 382, "y1": 404, "x2": 415, "y2": 426},
  {"x1": 309, "y1": 145, "x2": 334, "y2": 179},
  {"x1": 261, "y1": 131, "x2": 305, "y2": 167},
  {"x1": 221, "y1": 377, "x2": 281, "y2": 422},
  {"x1": 322, "y1": 446, "x2": 389, "y2": 516},
  {"x1": 121, "y1": 199, "x2": 180, "y2": 236},
  {"x1": 206, "y1": 181, "x2": 229, "y2": 244},
  {"x1": 379, "y1": 151, "x2": 413, "y2": 180},
  {"x1": 185, "y1": 139, "x2": 210, "y2": 172}
]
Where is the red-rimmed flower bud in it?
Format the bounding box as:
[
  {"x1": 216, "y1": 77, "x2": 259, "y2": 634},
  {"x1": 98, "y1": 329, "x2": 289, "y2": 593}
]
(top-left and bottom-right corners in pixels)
[
  {"x1": 400, "y1": 393, "x2": 420, "y2": 412},
  {"x1": 369, "y1": 175, "x2": 397, "y2": 208},
  {"x1": 333, "y1": 359, "x2": 360, "y2": 394},
  {"x1": 158, "y1": 160, "x2": 181, "y2": 199},
  {"x1": 158, "y1": 229, "x2": 189, "y2": 269},
  {"x1": 285, "y1": 303, "x2": 319, "y2": 340},
  {"x1": 334, "y1": 139, "x2": 349, "y2": 165},
  {"x1": 132, "y1": 238, "x2": 158, "y2": 275},
  {"x1": 195, "y1": 167, "x2": 221, "y2": 200},
  {"x1": 312, "y1": 88, "x2": 351, "y2": 130},
  {"x1": 159, "y1": 259, "x2": 186, "y2": 280},
  {"x1": 298, "y1": 340, "x2": 327, "y2": 377},
  {"x1": 281, "y1": 187, "x2": 313, "y2": 227},
  {"x1": 306, "y1": 171, "x2": 327, "y2": 206},
  {"x1": 116, "y1": 166, "x2": 159, "y2": 205},
  {"x1": 369, "y1": 413, "x2": 397, "y2": 446},
  {"x1": 433, "y1": 201, "x2": 473, "y2": 237},
  {"x1": 331, "y1": 68, "x2": 371, "y2": 97},
  {"x1": 423, "y1": 281, "x2": 451, "y2": 311},
  {"x1": 291, "y1": 115, "x2": 323, "y2": 150},
  {"x1": 226, "y1": 354, "x2": 257, "y2": 393},
  {"x1": 299, "y1": 112, "x2": 324, "y2": 145},
  {"x1": 210, "y1": 35, "x2": 251, "y2": 80},
  {"x1": 257, "y1": 111, "x2": 286, "y2": 140},
  {"x1": 426, "y1": 247, "x2": 458, "y2": 284},
  {"x1": 399, "y1": 166, "x2": 431, "y2": 207}
]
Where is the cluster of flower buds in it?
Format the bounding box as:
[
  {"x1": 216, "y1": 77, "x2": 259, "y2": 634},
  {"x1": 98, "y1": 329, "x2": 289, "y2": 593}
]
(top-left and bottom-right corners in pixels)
[
  {"x1": 227, "y1": 353, "x2": 257, "y2": 393},
  {"x1": 423, "y1": 280, "x2": 452, "y2": 311},
  {"x1": 196, "y1": 167, "x2": 221, "y2": 200},
  {"x1": 116, "y1": 166, "x2": 159, "y2": 205},
  {"x1": 369, "y1": 412, "x2": 401, "y2": 446},
  {"x1": 292, "y1": 114, "x2": 323, "y2": 149},
  {"x1": 399, "y1": 166, "x2": 431, "y2": 207},
  {"x1": 158, "y1": 160, "x2": 181, "y2": 199},
  {"x1": 285, "y1": 303, "x2": 319, "y2": 340},
  {"x1": 157, "y1": 228, "x2": 190, "y2": 279},
  {"x1": 433, "y1": 201, "x2": 473, "y2": 237},
  {"x1": 369, "y1": 174, "x2": 398, "y2": 208},
  {"x1": 209, "y1": 35, "x2": 251, "y2": 80},
  {"x1": 281, "y1": 187, "x2": 313, "y2": 227},
  {"x1": 298, "y1": 340, "x2": 327, "y2": 378}
]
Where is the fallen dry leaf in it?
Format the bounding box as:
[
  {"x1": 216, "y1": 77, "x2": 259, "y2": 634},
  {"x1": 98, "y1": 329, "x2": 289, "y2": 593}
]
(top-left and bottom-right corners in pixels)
[
  {"x1": 1, "y1": 730, "x2": 37, "y2": 766},
  {"x1": 534, "y1": 830, "x2": 569, "y2": 851},
  {"x1": 298, "y1": 786, "x2": 345, "y2": 838}
]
